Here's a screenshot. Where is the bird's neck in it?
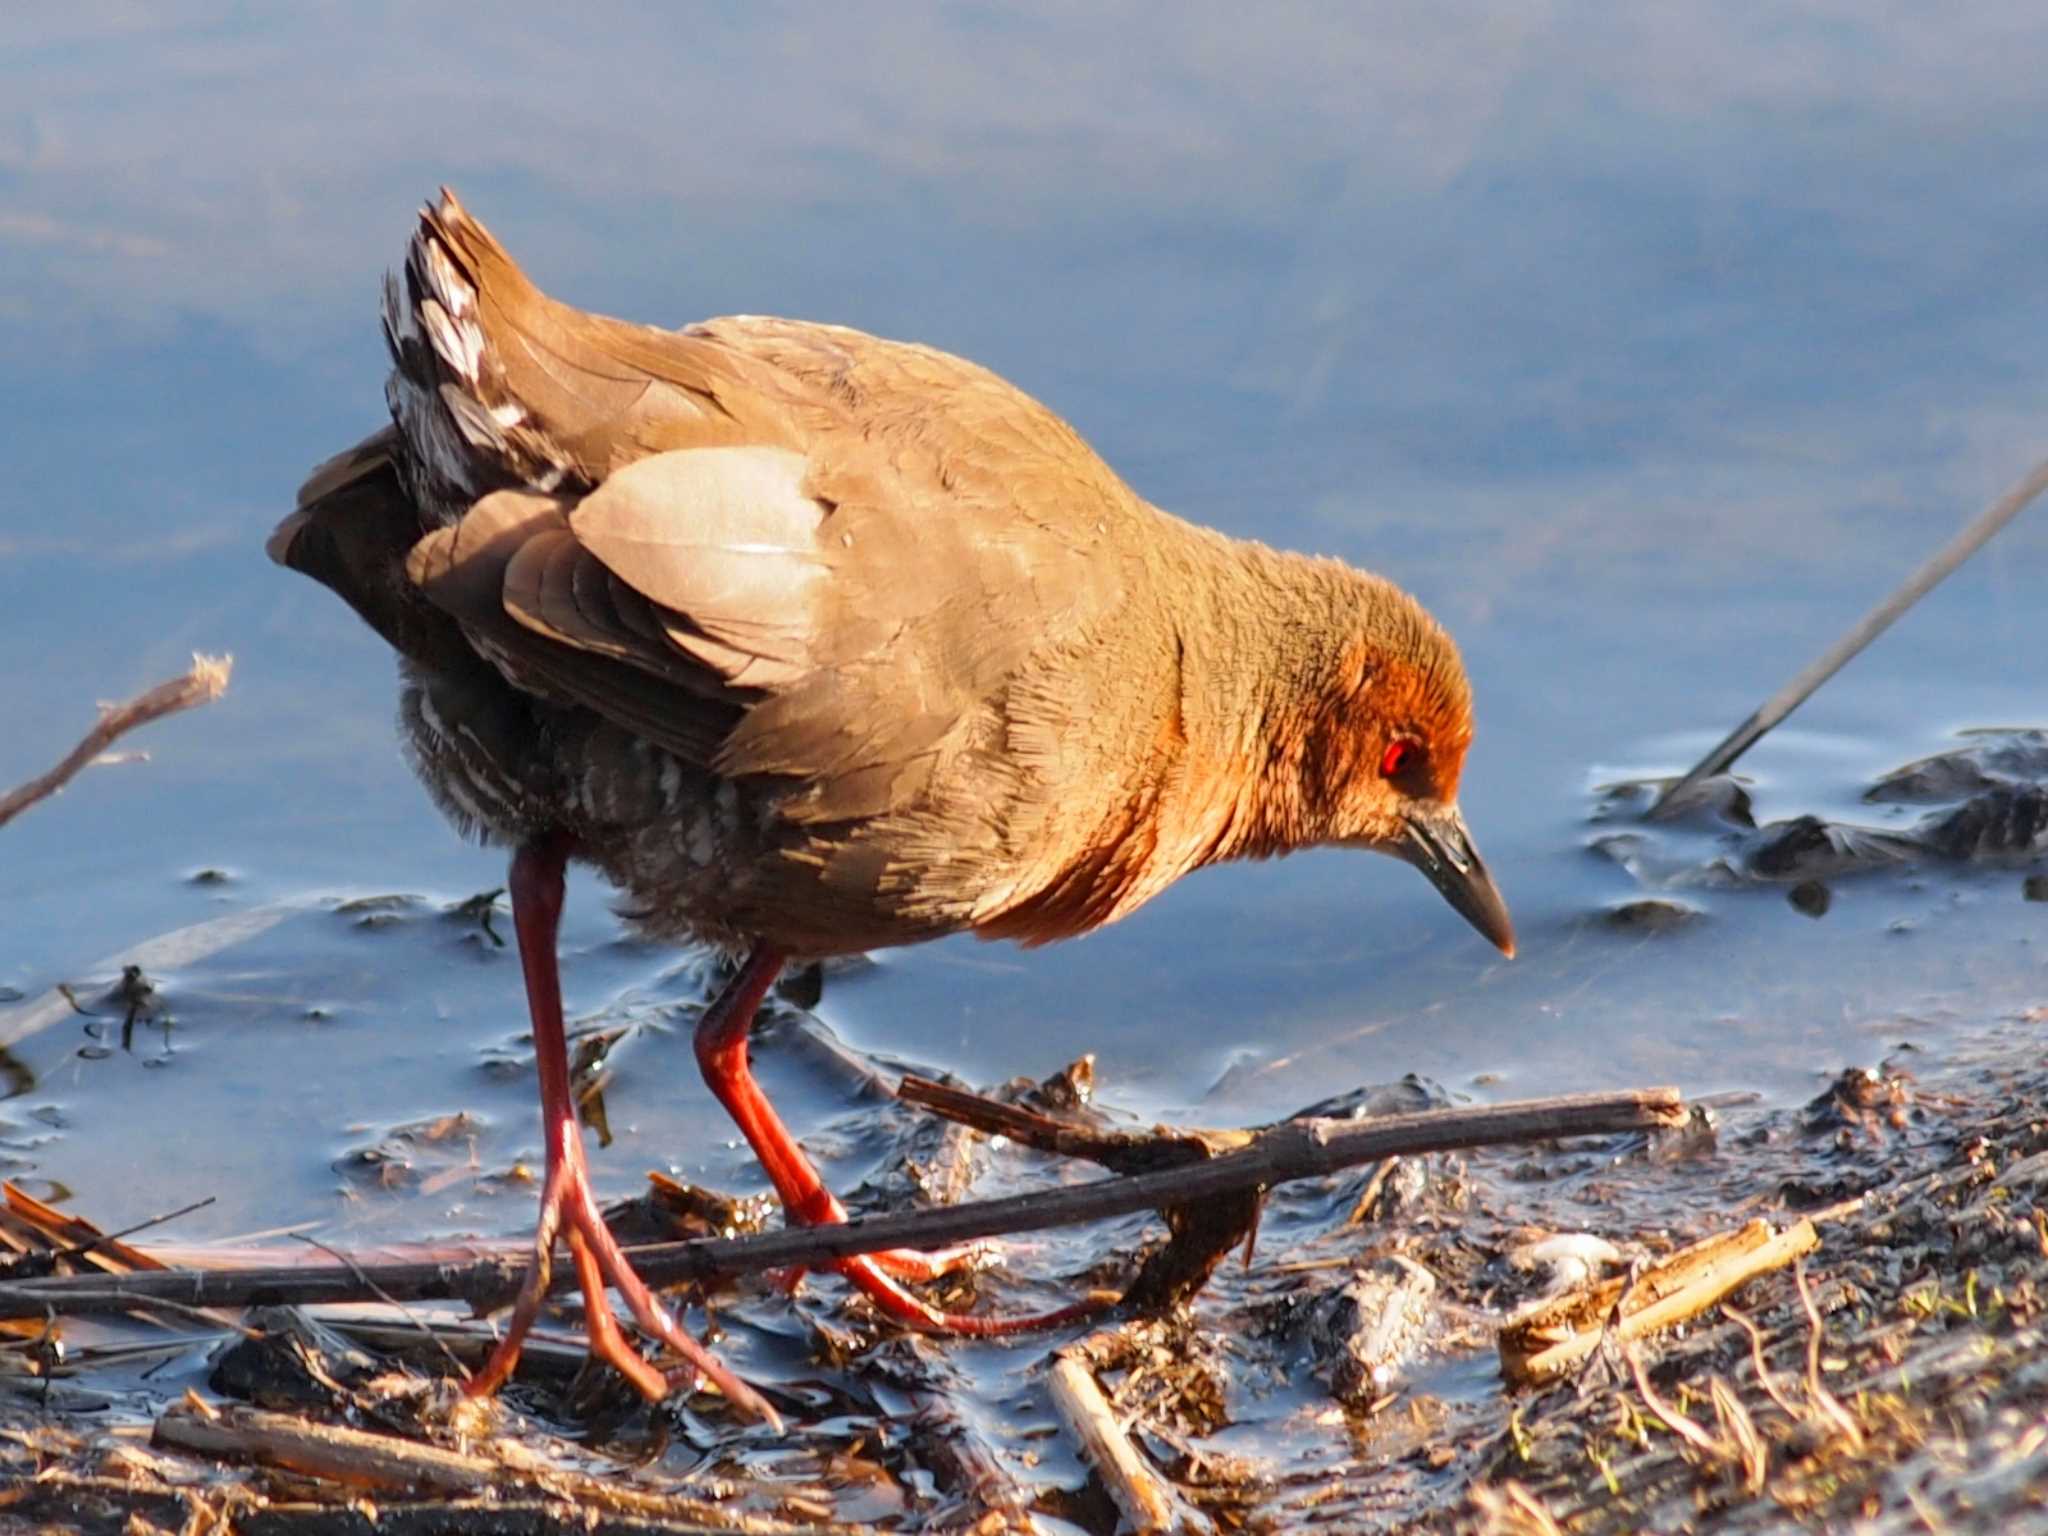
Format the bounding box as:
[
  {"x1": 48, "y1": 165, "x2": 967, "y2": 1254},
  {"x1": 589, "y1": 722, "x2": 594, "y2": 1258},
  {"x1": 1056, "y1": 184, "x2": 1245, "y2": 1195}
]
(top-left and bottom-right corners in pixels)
[
  {"x1": 971, "y1": 523, "x2": 1376, "y2": 945},
  {"x1": 1155, "y1": 528, "x2": 1369, "y2": 870}
]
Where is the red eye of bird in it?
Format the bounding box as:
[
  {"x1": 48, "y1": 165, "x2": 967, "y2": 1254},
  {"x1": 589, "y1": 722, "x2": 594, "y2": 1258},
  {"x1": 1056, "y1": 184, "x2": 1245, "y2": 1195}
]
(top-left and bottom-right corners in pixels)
[{"x1": 1380, "y1": 739, "x2": 1417, "y2": 780}]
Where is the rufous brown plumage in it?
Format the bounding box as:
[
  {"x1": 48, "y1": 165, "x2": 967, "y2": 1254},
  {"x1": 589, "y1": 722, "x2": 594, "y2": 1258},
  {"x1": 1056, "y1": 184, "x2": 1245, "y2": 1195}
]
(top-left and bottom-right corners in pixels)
[{"x1": 270, "y1": 189, "x2": 1512, "y2": 1424}]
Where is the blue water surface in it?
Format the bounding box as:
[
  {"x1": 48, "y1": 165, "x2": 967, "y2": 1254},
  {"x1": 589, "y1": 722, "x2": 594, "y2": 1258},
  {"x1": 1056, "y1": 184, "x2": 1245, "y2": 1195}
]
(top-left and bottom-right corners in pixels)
[{"x1": 1, "y1": 5, "x2": 2042, "y2": 1241}]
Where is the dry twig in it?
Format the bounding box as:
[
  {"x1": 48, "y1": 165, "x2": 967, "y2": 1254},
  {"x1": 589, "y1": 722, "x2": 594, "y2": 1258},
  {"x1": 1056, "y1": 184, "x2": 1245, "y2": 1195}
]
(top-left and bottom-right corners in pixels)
[
  {"x1": 1794, "y1": 1258, "x2": 1864, "y2": 1451},
  {"x1": 0, "y1": 653, "x2": 232, "y2": 829},
  {"x1": 1468, "y1": 1480, "x2": 1566, "y2": 1536},
  {"x1": 0, "y1": 1088, "x2": 1684, "y2": 1322},
  {"x1": 1721, "y1": 1301, "x2": 1801, "y2": 1421}
]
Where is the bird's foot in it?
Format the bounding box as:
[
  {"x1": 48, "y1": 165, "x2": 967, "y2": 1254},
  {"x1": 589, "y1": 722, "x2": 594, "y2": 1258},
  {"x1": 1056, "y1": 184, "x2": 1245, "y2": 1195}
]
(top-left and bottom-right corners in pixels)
[
  {"x1": 778, "y1": 1175, "x2": 1105, "y2": 1333},
  {"x1": 780, "y1": 1182, "x2": 995, "y2": 1280},
  {"x1": 866, "y1": 1241, "x2": 998, "y2": 1281},
  {"x1": 835, "y1": 1248, "x2": 1110, "y2": 1334},
  {"x1": 466, "y1": 1141, "x2": 780, "y2": 1427},
  {"x1": 700, "y1": 943, "x2": 1111, "y2": 1340}
]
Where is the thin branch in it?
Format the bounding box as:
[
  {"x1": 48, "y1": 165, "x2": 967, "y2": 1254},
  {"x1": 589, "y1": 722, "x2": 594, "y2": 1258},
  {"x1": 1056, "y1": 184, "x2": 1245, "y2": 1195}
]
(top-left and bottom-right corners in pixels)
[
  {"x1": 1649, "y1": 458, "x2": 2048, "y2": 817},
  {"x1": 0, "y1": 1087, "x2": 1683, "y2": 1319},
  {"x1": 896, "y1": 1075, "x2": 1170, "y2": 1166},
  {"x1": 0, "y1": 654, "x2": 233, "y2": 829},
  {"x1": 1345, "y1": 1157, "x2": 1401, "y2": 1226},
  {"x1": 1624, "y1": 1340, "x2": 1723, "y2": 1460},
  {"x1": 292, "y1": 1233, "x2": 469, "y2": 1380},
  {"x1": 1721, "y1": 1301, "x2": 1800, "y2": 1421}
]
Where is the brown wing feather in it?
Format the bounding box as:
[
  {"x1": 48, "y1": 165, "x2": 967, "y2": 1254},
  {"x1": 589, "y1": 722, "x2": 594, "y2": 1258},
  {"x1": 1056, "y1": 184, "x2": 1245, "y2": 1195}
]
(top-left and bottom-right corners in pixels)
[
  {"x1": 406, "y1": 491, "x2": 740, "y2": 766},
  {"x1": 384, "y1": 191, "x2": 1149, "y2": 832},
  {"x1": 415, "y1": 191, "x2": 811, "y2": 484},
  {"x1": 566, "y1": 447, "x2": 826, "y2": 688},
  {"x1": 266, "y1": 427, "x2": 480, "y2": 679}
]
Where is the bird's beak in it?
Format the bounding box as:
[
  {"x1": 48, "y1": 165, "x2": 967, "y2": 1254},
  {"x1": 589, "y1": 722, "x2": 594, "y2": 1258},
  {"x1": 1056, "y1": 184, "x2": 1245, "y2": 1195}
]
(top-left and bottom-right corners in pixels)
[{"x1": 1396, "y1": 804, "x2": 1516, "y2": 957}]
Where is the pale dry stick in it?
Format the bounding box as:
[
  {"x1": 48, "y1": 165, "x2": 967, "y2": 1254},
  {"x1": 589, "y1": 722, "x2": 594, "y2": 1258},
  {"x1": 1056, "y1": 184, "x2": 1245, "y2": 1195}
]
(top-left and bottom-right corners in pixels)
[
  {"x1": 108, "y1": 1292, "x2": 265, "y2": 1340},
  {"x1": 326, "y1": 1313, "x2": 591, "y2": 1381},
  {"x1": 1649, "y1": 458, "x2": 2048, "y2": 817},
  {"x1": 0, "y1": 1088, "x2": 1685, "y2": 1320},
  {"x1": 1626, "y1": 1341, "x2": 1768, "y2": 1493},
  {"x1": 153, "y1": 1396, "x2": 522, "y2": 1495},
  {"x1": 153, "y1": 1398, "x2": 868, "y2": 1532},
  {"x1": 1047, "y1": 1349, "x2": 1184, "y2": 1535},
  {"x1": 0, "y1": 653, "x2": 232, "y2": 829},
  {"x1": 1500, "y1": 1217, "x2": 1820, "y2": 1386},
  {"x1": 7, "y1": 1193, "x2": 216, "y2": 1274},
  {"x1": 1708, "y1": 1377, "x2": 1769, "y2": 1495},
  {"x1": 1466, "y1": 1481, "x2": 1567, "y2": 1536},
  {"x1": 1622, "y1": 1340, "x2": 1725, "y2": 1462},
  {"x1": 1344, "y1": 1156, "x2": 1401, "y2": 1225}
]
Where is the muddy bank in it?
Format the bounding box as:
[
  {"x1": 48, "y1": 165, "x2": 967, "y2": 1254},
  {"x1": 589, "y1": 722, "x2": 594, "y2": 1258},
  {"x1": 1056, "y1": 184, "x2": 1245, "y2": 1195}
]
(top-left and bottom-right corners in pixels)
[
  {"x1": 2, "y1": 727, "x2": 2045, "y2": 1532},
  {"x1": 0, "y1": 1006, "x2": 2042, "y2": 1534}
]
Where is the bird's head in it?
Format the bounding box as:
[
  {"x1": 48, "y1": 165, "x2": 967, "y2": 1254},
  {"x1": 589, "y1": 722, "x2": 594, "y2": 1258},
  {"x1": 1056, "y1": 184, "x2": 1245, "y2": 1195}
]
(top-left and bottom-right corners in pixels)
[{"x1": 1273, "y1": 569, "x2": 1516, "y2": 957}]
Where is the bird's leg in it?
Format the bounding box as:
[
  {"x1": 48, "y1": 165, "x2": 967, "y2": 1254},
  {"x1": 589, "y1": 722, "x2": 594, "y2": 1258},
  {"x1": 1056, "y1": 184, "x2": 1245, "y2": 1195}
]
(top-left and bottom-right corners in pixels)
[
  {"x1": 696, "y1": 944, "x2": 1106, "y2": 1334},
  {"x1": 467, "y1": 833, "x2": 778, "y2": 1426}
]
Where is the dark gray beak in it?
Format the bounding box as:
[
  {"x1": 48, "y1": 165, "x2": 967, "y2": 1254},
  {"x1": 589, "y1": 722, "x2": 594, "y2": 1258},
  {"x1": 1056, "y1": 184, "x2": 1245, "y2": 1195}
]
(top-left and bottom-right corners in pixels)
[{"x1": 1398, "y1": 805, "x2": 1516, "y2": 957}]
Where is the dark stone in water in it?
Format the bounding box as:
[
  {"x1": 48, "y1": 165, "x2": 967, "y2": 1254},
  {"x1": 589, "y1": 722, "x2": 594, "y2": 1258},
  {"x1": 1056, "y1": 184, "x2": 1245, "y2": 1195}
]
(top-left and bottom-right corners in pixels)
[
  {"x1": 1803, "y1": 1063, "x2": 1915, "y2": 1139},
  {"x1": 1298, "y1": 1255, "x2": 1438, "y2": 1406},
  {"x1": 1290, "y1": 1072, "x2": 1451, "y2": 1123},
  {"x1": 1601, "y1": 772, "x2": 1753, "y2": 828},
  {"x1": 1867, "y1": 756, "x2": 1998, "y2": 804},
  {"x1": 2024, "y1": 874, "x2": 2048, "y2": 902},
  {"x1": 1917, "y1": 786, "x2": 2048, "y2": 861},
  {"x1": 1744, "y1": 816, "x2": 1916, "y2": 881},
  {"x1": 1586, "y1": 726, "x2": 2048, "y2": 905},
  {"x1": 211, "y1": 1307, "x2": 381, "y2": 1411},
  {"x1": 1865, "y1": 728, "x2": 2048, "y2": 805},
  {"x1": 1603, "y1": 898, "x2": 1701, "y2": 932},
  {"x1": 775, "y1": 959, "x2": 826, "y2": 1009},
  {"x1": 1585, "y1": 830, "x2": 1648, "y2": 867},
  {"x1": 1788, "y1": 879, "x2": 1832, "y2": 918},
  {"x1": 1746, "y1": 816, "x2": 1832, "y2": 878},
  {"x1": 333, "y1": 893, "x2": 422, "y2": 915}
]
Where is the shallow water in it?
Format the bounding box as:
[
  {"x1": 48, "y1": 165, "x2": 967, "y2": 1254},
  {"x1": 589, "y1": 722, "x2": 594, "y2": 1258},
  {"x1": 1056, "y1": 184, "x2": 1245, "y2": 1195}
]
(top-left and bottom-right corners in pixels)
[{"x1": 3, "y1": 5, "x2": 2044, "y2": 1309}]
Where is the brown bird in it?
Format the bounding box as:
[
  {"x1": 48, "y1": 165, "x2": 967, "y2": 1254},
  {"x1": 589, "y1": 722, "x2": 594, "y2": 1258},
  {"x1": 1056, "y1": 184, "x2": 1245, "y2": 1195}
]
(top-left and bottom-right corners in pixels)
[{"x1": 270, "y1": 190, "x2": 1513, "y2": 1425}]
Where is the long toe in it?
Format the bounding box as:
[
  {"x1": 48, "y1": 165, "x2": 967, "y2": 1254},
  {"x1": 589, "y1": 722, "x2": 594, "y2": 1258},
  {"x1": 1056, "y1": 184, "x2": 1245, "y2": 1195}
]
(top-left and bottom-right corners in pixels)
[
  {"x1": 466, "y1": 1159, "x2": 782, "y2": 1429},
  {"x1": 836, "y1": 1251, "x2": 1111, "y2": 1336},
  {"x1": 861, "y1": 1239, "x2": 998, "y2": 1283}
]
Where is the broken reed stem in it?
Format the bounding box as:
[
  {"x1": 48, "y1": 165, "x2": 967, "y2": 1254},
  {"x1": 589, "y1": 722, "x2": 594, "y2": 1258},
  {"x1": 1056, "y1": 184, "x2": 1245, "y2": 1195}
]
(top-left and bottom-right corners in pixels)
[
  {"x1": 0, "y1": 654, "x2": 233, "y2": 830},
  {"x1": 156, "y1": 1398, "x2": 496, "y2": 1496},
  {"x1": 152, "y1": 1399, "x2": 854, "y2": 1533},
  {"x1": 1499, "y1": 1216, "x2": 1821, "y2": 1386},
  {"x1": 1047, "y1": 1349, "x2": 1180, "y2": 1535},
  {"x1": 0, "y1": 1087, "x2": 1682, "y2": 1320},
  {"x1": 1648, "y1": 457, "x2": 2048, "y2": 817}
]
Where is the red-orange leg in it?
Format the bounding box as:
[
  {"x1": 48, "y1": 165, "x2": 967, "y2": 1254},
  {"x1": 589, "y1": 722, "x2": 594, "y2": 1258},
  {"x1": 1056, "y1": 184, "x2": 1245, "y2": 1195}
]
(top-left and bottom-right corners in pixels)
[
  {"x1": 466, "y1": 834, "x2": 780, "y2": 1427},
  {"x1": 694, "y1": 944, "x2": 1106, "y2": 1334}
]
